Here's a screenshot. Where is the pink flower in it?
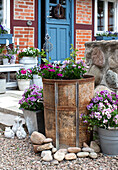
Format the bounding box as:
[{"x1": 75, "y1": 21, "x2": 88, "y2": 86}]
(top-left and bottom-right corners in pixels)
[
  {"x1": 27, "y1": 69, "x2": 32, "y2": 73},
  {"x1": 21, "y1": 70, "x2": 26, "y2": 74},
  {"x1": 48, "y1": 69, "x2": 55, "y2": 72},
  {"x1": 57, "y1": 73, "x2": 63, "y2": 77}
]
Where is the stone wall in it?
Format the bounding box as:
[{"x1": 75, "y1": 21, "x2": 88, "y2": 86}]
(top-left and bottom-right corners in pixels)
[{"x1": 85, "y1": 40, "x2": 118, "y2": 92}]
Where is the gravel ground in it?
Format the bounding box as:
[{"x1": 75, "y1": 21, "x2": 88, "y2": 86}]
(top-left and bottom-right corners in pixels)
[{"x1": 0, "y1": 129, "x2": 118, "y2": 170}]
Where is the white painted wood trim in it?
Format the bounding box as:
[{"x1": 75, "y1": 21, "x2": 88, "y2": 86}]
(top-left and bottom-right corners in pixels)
[{"x1": 3, "y1": 0, "x2": 10, "y2": 33}]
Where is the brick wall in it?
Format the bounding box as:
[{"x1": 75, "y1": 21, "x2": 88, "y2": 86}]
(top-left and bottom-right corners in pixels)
[
  {"x1": 76, "y1": 30, "x2": 92, "y2": 60},
  {"x1": 76, "y1": 0, "x2": 92, "y2": 24},
  {"x1": 14, "y1": 27, "x2": 34, "y2": 49},
  {"x1": 14, "y1": 0, "x2": 34, "y2": 20}
]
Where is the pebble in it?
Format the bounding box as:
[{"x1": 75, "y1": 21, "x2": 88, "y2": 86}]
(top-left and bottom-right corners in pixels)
[
  {"x1": 89, "y1": 152, "x2": 98, "y2": 159},
  {"x1": 68, "y1": 147, "x2": 81, "y2": 153},
  {"x1": 54, "y1": 151, "x2": 65, "y2": 162},
  {"x1": 65, "y1": 153, "x2": 77, "y2": 160},
  {"x1": 30, "y1": 131, "x2": 46, "y2": 145},
  {"x1": 51, "y1": 160, "x2": 59, "y2": 165},
  {"x1": 77, "y1": 152, "x2": 89, "y2": 158},
  {"x1": 82, "y1": 147, "x2": 94, "y2": 153},
  {"x1": 90, "y1": 141, "x2": 100, "y2": 153}
]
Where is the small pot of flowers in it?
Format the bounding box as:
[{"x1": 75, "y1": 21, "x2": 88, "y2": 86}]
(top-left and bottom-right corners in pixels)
[
  {"x1": 31, "y1": 65, "x2": 43, "y2": 87},
  {"x1": 19, "y1": 84, "x2": 44, "y2": 135},
  {"x1": 2, "y1": 54, "x2": 10, "y2": 65},
  {"x1": 7, "y1": 46, "x2": 18, "y2": 64},
  {"x1": 16, "y1": 68, "x2": 33, "y2": 91},
  {"x1": 18, "y1": 47, "x2": 40, "y2": 69},
  {"x1": 81, "y1": 90, "x2": 118, "y2": 156}
]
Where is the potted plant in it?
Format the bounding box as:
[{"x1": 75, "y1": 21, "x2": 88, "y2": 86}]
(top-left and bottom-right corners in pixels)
[
  {"x1": 2, "y1": 54, "x2": 10, "y2": 65},
  {"x1": 40, "y1": 45, "x2": 95, "y2": 148},
  {"x1": 19, "y1": 84, "x2": 44, "y2": 135},
  {"x1": 31, "y1": 65, "x2": 43, "y2": 87},
  {"x1": 16, "y1": 68, "x2": 33, "y2": 91},
  {"x1": 95, "y1": 31, "x2": 118, "y2": 41},
  {"x1": 81, "y1": 90, "x2": 118, "y2": 156},
  {"x1": 7, "y1": 46, "x2": 18, "y2": 64},
  {"x1": 0, "y1": 24, "x2": 12, "y2": 44},
  {"x1": 18, "y1": 47, "x2": 40, "y2": 69},
  {"x1": 0, "y1": 73, "x2": 6, "y2": 94}
]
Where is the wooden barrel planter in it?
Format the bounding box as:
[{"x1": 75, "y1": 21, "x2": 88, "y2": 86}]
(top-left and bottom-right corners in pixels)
[{"x1": 43, "y1": 75, "x2": 95, "y2": 148}]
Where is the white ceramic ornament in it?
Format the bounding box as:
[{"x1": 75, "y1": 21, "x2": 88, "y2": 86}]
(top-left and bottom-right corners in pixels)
[
  {"x1": 12, "y1": 116, "x2": 23, "y2": 133},
  {"x1": 4, "y1": 127, "x2": 15, "y2": 139},
  {"x1": 16, "y1": 125, "x2": 26, "y2": 139}
]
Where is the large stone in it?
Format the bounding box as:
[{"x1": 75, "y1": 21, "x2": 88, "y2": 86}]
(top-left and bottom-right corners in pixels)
[
  {"x1": 82, "y1": 147, "x2": 94, "y2": 153},
  {"x1": 88, "y1": 65, "x2": 103, "y2": 85},
  {"x1": 54, "y1": 152, "x2": 65, "y2": 162},
  {"x1": 67, "y1": 147, "x2": 81, "y2": 153},
  {"x1": 106, "y1": 70, "x2": 117, "y2": 86},
  {"x1": 30, "y1": 131, "x2": 46, "y2": 145},
  {"x1": 43, "y1": 138, "x2": 53, "y2": 144},
  {"x1": 57, "y1": 149, "x2": 68, "y2": 154},
  {"x1": 83, "y1": 142, "x2": 89, "y2": 148},
  {"x1": 90, "y1": 141, "x2": 100, "y2": 153},
  {"x1": 65, "y1": 153, "x2": 77, "y2": 160},
  {"x1": 89, "y1": 152, "x2": 98, "y2": 159},
  {"x1": 33, "y1": 143, "x2": 53, "y2": 153},
  {"x1": 41, "y1": 150, "x2": 52, "y2": 158},
  {"x1": 91, "y1": 47, "x2": 105, "y2": 68},
  {"x1": 77, "y1": 152, "x2": 89, "y2": 158},
  {"x1": 52, "y1": 147, "x2": 57, "y2": 154},
  {"x1": 109, "y1": 53, "x2": 118, "y2": 70},
  {"x1": 94, "y1": 85, "x2": 112, "y2": 95}
]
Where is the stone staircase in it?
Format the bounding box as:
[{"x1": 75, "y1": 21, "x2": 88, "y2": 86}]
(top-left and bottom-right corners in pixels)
[{"x1": 0, "y1": 90, "x2": 25, "y2": 129}]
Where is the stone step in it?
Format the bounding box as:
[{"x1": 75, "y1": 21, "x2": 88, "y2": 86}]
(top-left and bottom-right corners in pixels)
[{"x1": 0, "y1": 112, "x2": 25, "y2": 130}]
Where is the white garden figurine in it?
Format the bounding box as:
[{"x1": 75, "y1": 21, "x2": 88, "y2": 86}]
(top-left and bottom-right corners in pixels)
[
  {"x1": 4, "y1": 127, "x2": 15, "y2": 139},
  {"x1": 12, "y1": 116, "x2": 23, "y2": 133},
  {"x1": 16, "y1": 125, "x2": 27, "y2": 139}
]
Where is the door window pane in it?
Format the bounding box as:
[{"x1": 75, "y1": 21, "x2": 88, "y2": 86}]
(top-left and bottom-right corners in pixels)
[
  {"x1": 97, "y1": 0, "x2": 105, "y2": 31},
  {"x1": 108, "y1": 2, "x2": 115, "y2": 31},
  {"x1": 59, "y1": 0, "x2": 66, "y2": 5},
  {"x1": 0, "y1": 0, "x2": 3, "y2": 24},
  {"x1": 50, "y1": 0, "x2": 57, "y2": 4},
  {"x1": 49, "y1": 4, "x2": 66, "y2": 19}
]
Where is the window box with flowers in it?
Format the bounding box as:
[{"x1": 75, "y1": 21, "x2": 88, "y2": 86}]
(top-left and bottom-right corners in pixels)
[
  {"x1": 16, "y1": 68, "x2": 33, "y2": 91},
  {"x1": 0, "y1": 25, "x2": 12, "y2": 44},
  {"x1": 81, "y1": 90, "x2": 118, "y2": 156},
  {"x1": 40, "y1": 45, "x2": 95, "y2": 148},
  {"x1": 18, "y1": 47, "x2": 40, "y2": 69},
  {"x1": 19, "y1": 84, "x2": 44, "y2": 135},
  {"x1": 95, "y1": 31, "x2": 118, "y2": 41}
]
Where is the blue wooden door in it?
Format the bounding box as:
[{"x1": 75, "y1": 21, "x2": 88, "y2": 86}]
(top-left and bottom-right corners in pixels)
[{"x1": 45, "y1": 0, "x2": 72, "y2": 62}]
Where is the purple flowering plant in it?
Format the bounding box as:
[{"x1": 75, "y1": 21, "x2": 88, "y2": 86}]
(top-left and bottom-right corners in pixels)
[
  {"x1": 40, "y1": 45, "x2": 87, "y2": 79},
  {"x1": 0, "y1": 24, "x2": 8, "y2": 34},
  {"x1": 81, "y1": 90, "x2": 118, "y2": 129},
  {"x1": 19, "y1": 84, "x2": 43, "y2": 111},
  {"x1": 16, "y1": 68, "x2": 33, "y2": 79}
]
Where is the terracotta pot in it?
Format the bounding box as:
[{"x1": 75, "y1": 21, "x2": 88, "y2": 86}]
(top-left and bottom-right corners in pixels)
[{"x1": 43, "y1": 75, "x2": 95, "y2": 148}]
